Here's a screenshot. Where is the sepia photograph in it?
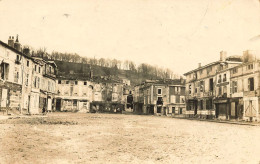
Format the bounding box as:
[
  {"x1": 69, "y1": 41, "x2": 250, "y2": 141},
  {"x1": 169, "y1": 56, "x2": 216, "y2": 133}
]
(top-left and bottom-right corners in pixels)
[{"x1": 0, "y1": 0, "x2": 260, "y2": 163}]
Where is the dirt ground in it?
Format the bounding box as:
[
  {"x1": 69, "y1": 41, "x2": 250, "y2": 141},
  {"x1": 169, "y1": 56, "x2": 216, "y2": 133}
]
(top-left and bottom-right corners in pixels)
[{"x1": 0, "y1": 113, "x2": 259, "y2": 164}]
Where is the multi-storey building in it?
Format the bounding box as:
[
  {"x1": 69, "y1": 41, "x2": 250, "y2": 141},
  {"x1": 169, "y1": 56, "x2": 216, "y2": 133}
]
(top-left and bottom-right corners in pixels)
[
  {"x1": 229, "y1": 51, "x2": 260, "y2": 121},
  {"x1": 55, "y1": 76, "x2": 124, "y2": 113},
  {"x1": 133, "y1": 79, "x2": 185, "y2": 116},
  {"x1": 55, "y1": 77, "x2": 93, "y2": 112},
  {"x1": 0, "y1": 36, "x2": 57, "y2": 115},
  {"x1": 184, "y1": 51, "x2": 242, "y2": 119}
]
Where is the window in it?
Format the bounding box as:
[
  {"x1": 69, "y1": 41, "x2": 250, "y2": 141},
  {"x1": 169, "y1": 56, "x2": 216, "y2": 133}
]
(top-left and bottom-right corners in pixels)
[
  {"x1": 206, "y1": 99, "x2": 213, "y2": 109},
  {"x1": 218, "y1": 75, "x2": 221, "y2": 83},
  {"x1": 218, "y1": 87, "x2": 222, "y2": 96},
  {"x1": 209, "y1": 78, "x2": 213, "y2": 91},
  {"x1": 200, "y1": 70, "x2": 203, "y2": 74},
  {"x1": 14, "y1": 71, "x2": 19, "y2": 83},
  {"x1": 75, "y1": 81, "x2": 78, "y2": 85},
  {"x1": 179, "y1": 108, "x2": 182, "y2": 114},
  {"x1": 233, "y1": 68, "x2": 237, "y2": 74},
  {"x1": 25, "y1": 74, "x2": 29, "y2": 86},
  {"x1": 84, "y1": 81, "x2": 87, "y2": 85},
  {"x1": 157, "y1": 88, "x2": 162, "y2": 95},
  {"x1": 66, "y1": 81, "x2": 69, "y2": 84},
  {"x1": 37, "y1": 77, "x2": 40, "y2": 88},
  {"x1": 35, "y1": 65, "x2": 37, "y2": 71},
  {"x1": 34, "y1": 76, "x2": 37, "y2": 88},
  {"x1": 189, "y1": 84, "x2": 192, "y2": 94},
  {"x1": 172, "y1": 107, "x2": 175, "y2": 113},
  {"x1": 27, "y1": 60, "x2": 29, "y2": 67},
  {"x1": 248, "y1": 78, "x2": 254, "y2": 91},
  {"x1": 58, "y1": 80, "x2": 61, "y2": 84},
  {"x1": 232, "y1": 81, "x2": 237, "y2": 93},
  {"x1": 247, "y1": 64, "x2": 253, "y2": 70},
  {"x1": 38, "y1": 67, "x2": 41, "y2": 73},
  {"x1": 223, "y1": 74, "x2": 226, "y2": 82},
  {"x1": 207, "y1": 67, "x2": 212, "y2": 74},
  {"x1": 200, "y1": 81, "x2": 204, "y2": 92},
  {"x1": 1, "y1": 63, "x2": 9, "y2": 80}
]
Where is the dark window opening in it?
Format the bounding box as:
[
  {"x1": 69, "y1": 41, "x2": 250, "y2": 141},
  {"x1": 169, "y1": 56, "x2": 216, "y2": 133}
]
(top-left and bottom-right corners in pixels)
[
  {"x1": 27, "y1": 60, "x2": 29, "y2": 67},
  {"x1": 84, "y1": 81, "x2": 87, "y2": 85},
  {"x1": 58, "y1": 80, "x2": 61, "y2": 84},
  {"x1": 209, "y1": 78, "x2": 214, "y2": 91},
  {"x1": 248, "y1": 78, "x2": 254, "y2": 91},
  {"x1": 66, "y1": 81, "x2": 69, "y2": 84},
  {"x1": 75, "y1": 81, "x2": 78, "y2": 85}
]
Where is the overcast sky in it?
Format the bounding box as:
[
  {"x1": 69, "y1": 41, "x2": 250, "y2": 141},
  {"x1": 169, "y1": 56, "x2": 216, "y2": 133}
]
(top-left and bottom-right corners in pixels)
[{"x1": 0, "y1": 0, "x2": 260, "y2": 75}]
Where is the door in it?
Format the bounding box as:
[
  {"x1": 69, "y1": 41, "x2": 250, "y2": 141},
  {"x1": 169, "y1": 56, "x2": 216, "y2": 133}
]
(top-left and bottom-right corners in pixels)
[
  {"x1": 28, "y1": 96, "x2": 30, "y2": 113},
  {"x1": 216, "y1": 104, "x2": 219, "y2": 118},
  {"x1": 56, "y1": 99, "x2": 61, "y2": 111},
  {"x1": 194, "y1": 101, "x2": 198, "y2": 115},
  {"x1": 47, "y1": 98, "x2": 52, "y2": 112},
  {"x1": 1, "y1": 89, "x2": 8, "y2": 108}
]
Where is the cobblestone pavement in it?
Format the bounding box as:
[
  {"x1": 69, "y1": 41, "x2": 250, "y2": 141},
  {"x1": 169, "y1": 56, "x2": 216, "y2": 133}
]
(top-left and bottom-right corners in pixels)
[{"x1": 0, "y1": 113, "x2": 259, "y2": 164}]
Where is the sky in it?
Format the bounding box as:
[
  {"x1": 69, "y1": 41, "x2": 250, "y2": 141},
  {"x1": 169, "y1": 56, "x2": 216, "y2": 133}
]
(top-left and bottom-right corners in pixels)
[{"x1": 0, "y1": 0, "x2": 260, "y2": 75}]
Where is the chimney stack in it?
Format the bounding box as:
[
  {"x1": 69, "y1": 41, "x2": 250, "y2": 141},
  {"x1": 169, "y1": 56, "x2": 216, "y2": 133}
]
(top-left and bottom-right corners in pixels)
[
  {"x1": 14, "y1": 35, "x2": 21, "y2": 51},
  {"x1": 8, "y1": 36, "x2": 14, "y2": 47},
  {"x1": 243, "y1": 50, "x2": 255, "y2": 63},
  {"x1": 23, "y1": 47, "x2": 30, "y2": 56},
  {"x1": 220, "y1": 51, "x2": 227, "y2": 61},
  {"x1": 198, "y1": 63, "x2": 201, "y2": 68}
]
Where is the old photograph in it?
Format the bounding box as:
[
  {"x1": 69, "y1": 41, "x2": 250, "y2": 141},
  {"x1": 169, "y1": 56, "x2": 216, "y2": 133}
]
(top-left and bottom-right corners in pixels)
[{"x1": 0, "y1": 0, "x2": 260, "y2": 163}]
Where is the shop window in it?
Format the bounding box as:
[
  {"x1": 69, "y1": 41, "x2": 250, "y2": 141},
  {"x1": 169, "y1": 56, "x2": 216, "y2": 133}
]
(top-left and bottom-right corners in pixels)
[
  {"x1": 179, "y1": 108, "x2": 182, "y2": 114},
  {"x1": 200, "y1": 100, "x2": 203, "y2": 110},
  {"x1": 248, "y1": 78, "x2": 254, "y2": 91}
]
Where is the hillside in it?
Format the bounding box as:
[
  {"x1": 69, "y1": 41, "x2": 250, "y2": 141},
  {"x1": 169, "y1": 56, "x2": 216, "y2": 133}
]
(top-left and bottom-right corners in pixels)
[{"x1": 55, "y1": 60, "x2": 170, "y2": 85}]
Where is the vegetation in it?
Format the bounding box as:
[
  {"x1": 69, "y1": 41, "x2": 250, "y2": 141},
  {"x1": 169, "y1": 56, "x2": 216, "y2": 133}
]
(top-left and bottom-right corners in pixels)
[{"x1": 25, "y1": 47, "x2": 180, "y2": 85}]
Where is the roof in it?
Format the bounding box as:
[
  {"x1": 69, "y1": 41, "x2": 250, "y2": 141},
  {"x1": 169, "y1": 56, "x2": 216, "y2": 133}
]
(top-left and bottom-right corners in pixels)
[
  {"x1": 0, "y1": 40, "x2": 34, "y2": 60},
  {"x1": 183, "y1": 58, "x2": 243, "y2": 76},
  {"x1": 183, "y1": 61, "x2": 220, "y2": 76}
]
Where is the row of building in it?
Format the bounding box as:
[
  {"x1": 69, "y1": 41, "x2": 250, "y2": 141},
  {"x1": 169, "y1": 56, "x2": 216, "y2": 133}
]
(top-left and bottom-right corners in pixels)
[
  {"x1": 0, "y1": 36, "x2": 133, "y2": 115},
  {"x1": 133, "y1": 51, "x2": 260, "y2": 122},
  {"x1": 0, "y1": 36, "x2": 259, "y2": 121}
]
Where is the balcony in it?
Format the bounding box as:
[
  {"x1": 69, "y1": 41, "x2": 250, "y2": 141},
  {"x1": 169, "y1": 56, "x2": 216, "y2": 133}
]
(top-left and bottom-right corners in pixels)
[{"x1": 43, "y1": 72, "x2": 56, "y2": 79}]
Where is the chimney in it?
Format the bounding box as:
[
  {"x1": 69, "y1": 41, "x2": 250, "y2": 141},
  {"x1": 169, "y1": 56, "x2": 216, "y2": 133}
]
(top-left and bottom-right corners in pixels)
[
  {"x1": 198, "y1": 63, "x2": 201, "y2": 68},
  {"x1": 14, "y1": 35, "x2": 21, "y2": 51},
  {"x1": 243, "y1": 50, "x2": 255, "y2": 63},
  {"x1": 8, "y1": 36, "x2": 14, "y2": 47},
  {"x1": 220, "y1": 51, "x2": 227, "y2": 61},
  {"x1": 23, "y1": 47, "x2": 30, "y2": 56}
]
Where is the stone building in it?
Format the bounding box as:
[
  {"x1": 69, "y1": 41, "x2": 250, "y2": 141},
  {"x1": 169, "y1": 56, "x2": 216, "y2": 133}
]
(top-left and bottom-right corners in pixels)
[
  {"x1": 133, "y1": 79, "x2": 186, "y2": 116},
  {"x1": 184, "y1": 51, "x2": 242, "y2": 119}
]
